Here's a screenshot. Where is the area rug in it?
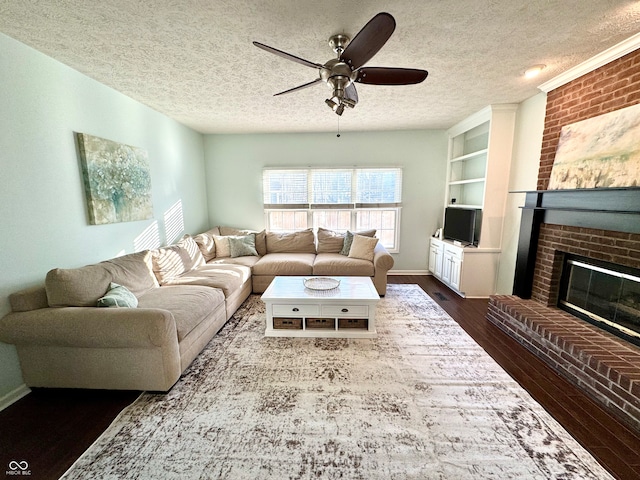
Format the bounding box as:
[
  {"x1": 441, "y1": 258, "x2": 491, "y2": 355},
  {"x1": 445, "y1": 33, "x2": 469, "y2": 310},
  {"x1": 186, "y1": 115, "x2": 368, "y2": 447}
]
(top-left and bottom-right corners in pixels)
[{"x1": 62, "y1": 285, "x2": 613, "y2": 479}]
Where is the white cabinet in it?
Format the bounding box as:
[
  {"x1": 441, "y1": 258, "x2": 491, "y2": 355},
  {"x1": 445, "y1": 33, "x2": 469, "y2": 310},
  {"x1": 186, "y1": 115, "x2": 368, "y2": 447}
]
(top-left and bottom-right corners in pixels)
[{"x1": 429, "y1": 237, "x2": 500, "y2": 298}]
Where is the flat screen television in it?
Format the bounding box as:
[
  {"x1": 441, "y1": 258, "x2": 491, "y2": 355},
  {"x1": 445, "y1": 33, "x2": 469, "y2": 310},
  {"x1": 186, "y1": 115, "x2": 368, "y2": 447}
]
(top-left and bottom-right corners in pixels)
[{"x1": 443, "y1": 207, "x2": 482, "y2": 246}]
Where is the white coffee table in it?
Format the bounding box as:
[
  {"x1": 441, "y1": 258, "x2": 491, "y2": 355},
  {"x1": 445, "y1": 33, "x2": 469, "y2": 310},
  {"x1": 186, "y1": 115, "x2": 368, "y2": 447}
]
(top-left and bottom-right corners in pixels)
[{"x1": 261, "y1": 276, "x2": 380, "y2": 338}]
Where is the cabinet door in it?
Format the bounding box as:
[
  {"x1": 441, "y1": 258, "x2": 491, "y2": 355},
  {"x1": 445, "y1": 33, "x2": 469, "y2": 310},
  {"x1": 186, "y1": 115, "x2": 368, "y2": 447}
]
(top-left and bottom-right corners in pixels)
[
  {"x1": 449, "y1": 255, "x2": 462, "y2": 291},
  {"x1": 429, "y1": 243, "x2": 443, "y2": 278},
  {"x1": 428, "y1": 245, "x2": 437, "y2": 275},
  {"x1": 434, "y1": 247, "x2": 443, "y2": 277},
  {"x1": 441, "y1": 252, "x2": 453, "y2": 284}
]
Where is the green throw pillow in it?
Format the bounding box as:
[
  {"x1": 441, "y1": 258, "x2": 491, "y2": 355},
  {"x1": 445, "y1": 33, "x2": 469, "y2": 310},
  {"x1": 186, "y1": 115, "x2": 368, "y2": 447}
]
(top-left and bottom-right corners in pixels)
[
  {"x1": 97, "y1": 282, "x2": 138, "y2": 308},
  {"x1": 229, "y1": 234, "x2": 259, "y2": 258},
  {"x1": 340, "y1": 231, "x2": 354, "y2": 256}
]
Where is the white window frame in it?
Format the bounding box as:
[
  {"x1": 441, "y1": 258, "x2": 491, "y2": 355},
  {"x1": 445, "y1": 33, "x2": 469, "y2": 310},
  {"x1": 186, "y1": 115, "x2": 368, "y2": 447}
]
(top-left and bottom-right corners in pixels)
[{"x1": 263, "y1": 168, "x2": 402, "y2": 253}]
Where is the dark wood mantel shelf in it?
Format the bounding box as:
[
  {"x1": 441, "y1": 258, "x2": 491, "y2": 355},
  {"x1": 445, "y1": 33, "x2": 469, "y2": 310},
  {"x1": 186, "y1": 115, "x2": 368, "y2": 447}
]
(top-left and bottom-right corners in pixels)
[{"x1": 512, "y1": 187, "x2": 640, "y2": 299}]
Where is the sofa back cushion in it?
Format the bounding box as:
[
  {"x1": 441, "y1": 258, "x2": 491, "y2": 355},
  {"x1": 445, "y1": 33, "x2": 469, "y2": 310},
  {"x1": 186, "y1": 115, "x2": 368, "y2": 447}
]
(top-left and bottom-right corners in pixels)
[
  {"x1": 103, "y1": 250, "x2": 158, "y2": 297},
  {"x1": 193, "y1": 227, "x2": 220, "y2": 261},
  {"x1": 151, "y1": 236, "x2": 206, "y2": 284},
  {"x1": 46, "y1": 264, "x2": 113, "y2": 307},
  {"x1": 218, "y1": 226, "x2": 267, "y2": 256},
  {"x1": 316, "y1": 228, "x2": 378, "y2": 254},
  {"x1": 266, "y1": 229, "x2": 316, "y2": 254},
  {"x1": 316, "y1": 228, "x2": 345, "y2": 254}
]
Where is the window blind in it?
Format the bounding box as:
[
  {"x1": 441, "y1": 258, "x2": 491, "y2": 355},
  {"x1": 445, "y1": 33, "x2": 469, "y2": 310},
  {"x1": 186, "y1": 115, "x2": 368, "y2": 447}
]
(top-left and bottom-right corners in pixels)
[
  {"x1": 356, "y1": 168, "x2": 402, "y2": 207},
  {"x1": 263, "y1": 169, "x2": 309, "y2": 209},
  {"x1": 263, "y1": 168, "x2": 402, "y2": 208}
]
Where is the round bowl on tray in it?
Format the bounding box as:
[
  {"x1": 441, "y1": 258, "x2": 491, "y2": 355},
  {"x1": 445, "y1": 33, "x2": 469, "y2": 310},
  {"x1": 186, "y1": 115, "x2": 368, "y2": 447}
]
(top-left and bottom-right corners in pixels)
[{"x1": 303, "y1": 277, "x2": 341, "y2": 291}]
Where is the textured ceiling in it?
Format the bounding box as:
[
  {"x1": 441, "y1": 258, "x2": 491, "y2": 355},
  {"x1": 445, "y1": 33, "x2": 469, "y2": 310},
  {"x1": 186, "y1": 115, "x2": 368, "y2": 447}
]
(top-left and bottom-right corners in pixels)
[{"x1": 1, "y1": 1, "x2": 640, "y2": 134}]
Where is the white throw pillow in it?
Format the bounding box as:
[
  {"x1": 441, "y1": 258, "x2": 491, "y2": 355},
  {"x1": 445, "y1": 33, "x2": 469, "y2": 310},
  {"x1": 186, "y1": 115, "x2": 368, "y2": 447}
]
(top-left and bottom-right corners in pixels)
[
  {"x1": 348, "y1": 235, "x2": 379, "y2": 262},
  {"x1": 213, "y1": 235, "x2": 231, "y2": 258}
]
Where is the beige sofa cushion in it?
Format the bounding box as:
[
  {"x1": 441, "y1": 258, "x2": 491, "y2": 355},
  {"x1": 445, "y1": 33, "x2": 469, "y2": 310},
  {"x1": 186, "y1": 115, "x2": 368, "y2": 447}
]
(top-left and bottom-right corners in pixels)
[
  {"x1": 103, "y1": 250, "x2": 158, "y2": 297},
  {"x1": 266, "y1": 229, "x2": 316, "y2": 254},
  {"x1": 163, "y1": 264, "x2": 252, "y2": 298},
  {"x1": 213, "y1": 235, "x2": 231, "y2": 258},
  {"x1": 138, "y1": 285, "x2": 225, "y2": 342},
  {"x1": 151, "y1": 237, "x2": 205, "y2": 284},
  {"x1": 45, "y1": 250, "x2": 159, "y2": 307},
  {"x1": 219, "y1": 226, "x2": 267, "y2": 256},
  {"x1": 313, "y1": 253, "x2": 375, "y2": 276},
  {"x1": 46, "y1": 264, "x2": 112, "y2": 307},
  {"x1": 253, "y1": 253, "x2": 315, "y2": 276},
  {"x1": 193, "y1": 227, "x2": 220, "y2": 261},
  {"x1": 316, "y1": 228, "x2": 345, "y2": 254},
  {"x1": 317, "y1": 228, "x2": 377, "y2": 254},
  {"x1": 208, "y1": 256, "x2": 261, "y2": 268}
]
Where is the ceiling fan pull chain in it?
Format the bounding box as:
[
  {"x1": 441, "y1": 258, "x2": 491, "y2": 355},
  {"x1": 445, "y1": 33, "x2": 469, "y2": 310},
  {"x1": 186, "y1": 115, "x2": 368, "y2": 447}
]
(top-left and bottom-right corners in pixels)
[{"x1": 337, "y1": 116, "x2": 341, "y2": 138}]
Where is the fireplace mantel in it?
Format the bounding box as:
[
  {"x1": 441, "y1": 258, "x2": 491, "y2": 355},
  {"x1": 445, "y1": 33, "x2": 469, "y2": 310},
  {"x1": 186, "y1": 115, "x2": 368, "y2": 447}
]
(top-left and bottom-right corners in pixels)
[{"x1": 512, "y1": 187, "x2": 640, "y2": 298}]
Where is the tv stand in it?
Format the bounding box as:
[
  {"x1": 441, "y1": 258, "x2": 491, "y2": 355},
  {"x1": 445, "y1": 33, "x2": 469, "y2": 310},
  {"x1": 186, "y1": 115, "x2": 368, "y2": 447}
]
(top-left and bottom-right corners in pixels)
[{"x1": 428, "y1": 237, "x2": 500, "y2": 298}]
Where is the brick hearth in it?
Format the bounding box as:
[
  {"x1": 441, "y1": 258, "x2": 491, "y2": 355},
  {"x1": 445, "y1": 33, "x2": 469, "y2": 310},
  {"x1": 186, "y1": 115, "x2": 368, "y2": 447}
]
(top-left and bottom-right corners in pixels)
[
  {"x1": 490, "y1": 222, "x2": 640, "y2": 433},
  {"x1": 488, "y1": 295, "x2": 640, "y2": 432}
]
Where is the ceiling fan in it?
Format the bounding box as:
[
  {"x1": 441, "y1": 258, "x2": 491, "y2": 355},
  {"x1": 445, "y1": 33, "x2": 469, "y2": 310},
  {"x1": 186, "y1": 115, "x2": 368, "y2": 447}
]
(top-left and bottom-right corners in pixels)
[{"x1": 253, "y1": 12, "x2": 428, "y2": 116}]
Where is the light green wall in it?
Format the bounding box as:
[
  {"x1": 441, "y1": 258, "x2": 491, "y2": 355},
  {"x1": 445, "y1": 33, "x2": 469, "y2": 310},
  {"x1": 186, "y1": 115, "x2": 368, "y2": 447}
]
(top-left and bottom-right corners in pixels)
[
  {"x1": 0, "y1": 33, "x2": 208, "y2": 401},
  {"x1": 204, "y1": 130, "x2": 448, "y2": 271},
  {"x1": 496, "y1": 93, "x2": 546, "y2": 293}
]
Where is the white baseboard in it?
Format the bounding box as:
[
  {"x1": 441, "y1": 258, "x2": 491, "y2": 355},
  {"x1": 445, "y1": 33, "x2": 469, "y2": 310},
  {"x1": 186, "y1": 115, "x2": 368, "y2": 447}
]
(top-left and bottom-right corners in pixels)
[
  {"x1": 0, "y1": 384, "x2": 31, "y2": 412},
  {"x1": 388, "y1": 270, "x2": 430, "y2": 275}
]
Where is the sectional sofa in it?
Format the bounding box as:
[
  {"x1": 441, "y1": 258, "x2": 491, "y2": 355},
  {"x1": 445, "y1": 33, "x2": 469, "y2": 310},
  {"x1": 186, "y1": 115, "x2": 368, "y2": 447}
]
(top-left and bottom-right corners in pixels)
[{"x1": 0, "y1": 227, "x2": 394, "y2": 392}]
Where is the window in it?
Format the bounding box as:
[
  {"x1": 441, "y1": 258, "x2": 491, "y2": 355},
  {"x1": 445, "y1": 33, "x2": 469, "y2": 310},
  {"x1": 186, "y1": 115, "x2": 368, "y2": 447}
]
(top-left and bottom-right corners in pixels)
[{"x1": 263, "y1": 168, "x2": 402, "y2": 252}]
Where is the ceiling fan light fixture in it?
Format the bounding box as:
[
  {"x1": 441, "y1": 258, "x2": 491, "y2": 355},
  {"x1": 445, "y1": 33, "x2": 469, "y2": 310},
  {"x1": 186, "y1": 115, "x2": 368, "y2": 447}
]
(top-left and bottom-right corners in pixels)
[
  {"x1": 342, "y1": 98, "x2": 356, "y2": 109},
  {"x1": 325, "y1": 98, "x2": 339, "y2": 110}
]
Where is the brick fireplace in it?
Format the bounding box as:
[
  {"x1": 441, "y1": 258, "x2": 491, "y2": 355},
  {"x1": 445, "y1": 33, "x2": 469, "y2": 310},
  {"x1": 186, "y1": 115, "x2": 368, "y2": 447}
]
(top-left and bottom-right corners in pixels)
[
  {"x1": 487, "y1": 48, "x2": 640, "y2": 433},
  {"x1": 532, "y1": 223, "x2": 640, "y2": 308},
  {"x1": 488, "y1": 203, "x2": 640, "y2": 432}
]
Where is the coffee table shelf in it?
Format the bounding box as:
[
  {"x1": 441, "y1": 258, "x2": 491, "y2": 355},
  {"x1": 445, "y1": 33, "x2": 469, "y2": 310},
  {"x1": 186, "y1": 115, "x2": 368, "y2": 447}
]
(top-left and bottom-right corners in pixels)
[{"x1": 261, "y1": 276, "x2": 380, "y2": 338}]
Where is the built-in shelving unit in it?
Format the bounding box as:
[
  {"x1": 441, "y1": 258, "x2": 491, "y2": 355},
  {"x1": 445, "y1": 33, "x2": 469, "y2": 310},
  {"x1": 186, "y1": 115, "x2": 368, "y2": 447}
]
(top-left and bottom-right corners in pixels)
[
  {"x1": 446, "y1": 123, "x2": 489, "y2": 209},
  {"x1": 432, "y1": 105, "x2": 518, "y2": 297}
]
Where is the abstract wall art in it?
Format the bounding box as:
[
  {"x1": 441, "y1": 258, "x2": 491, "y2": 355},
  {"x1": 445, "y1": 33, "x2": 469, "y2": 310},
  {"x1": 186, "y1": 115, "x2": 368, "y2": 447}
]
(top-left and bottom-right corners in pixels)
[
  {"x1": 548, "y1": 103, "x2": 640, "y2": 189},
  {"x1": 76, "y1": 133, "x2": 154, "y2": 225}
]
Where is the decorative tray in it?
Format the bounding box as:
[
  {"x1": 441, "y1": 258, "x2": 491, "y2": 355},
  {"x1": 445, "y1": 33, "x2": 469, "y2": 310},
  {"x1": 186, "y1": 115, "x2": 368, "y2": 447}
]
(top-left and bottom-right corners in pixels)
[{"x1": 303, "y1": 277, "x2": 341, "y2": 291}]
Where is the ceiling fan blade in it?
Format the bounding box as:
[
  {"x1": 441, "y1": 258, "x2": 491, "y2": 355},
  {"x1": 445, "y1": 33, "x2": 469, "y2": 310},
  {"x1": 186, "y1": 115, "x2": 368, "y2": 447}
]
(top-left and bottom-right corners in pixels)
[
  {"x1": 273, "y1": 78, "x2": 323, "y2": 96},
  {"x1": 340, "y1": 12, "x2": 396, "y2": 70},
  {"x1": 253, "y1": 41, "x2": 323, "y2": 69},
  {"x1": 355, "y1": 67, "x2": 428, "y2": 85},
  {"x1": 345, "y1": 83, "x2": 358, "y2": 104}
]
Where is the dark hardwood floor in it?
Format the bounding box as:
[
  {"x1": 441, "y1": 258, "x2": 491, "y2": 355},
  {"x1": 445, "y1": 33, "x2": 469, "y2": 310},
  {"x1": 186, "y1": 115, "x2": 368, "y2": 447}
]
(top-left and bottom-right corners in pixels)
[{"x1": 1, "y1": 275, "x2": 639, "y2": 479}]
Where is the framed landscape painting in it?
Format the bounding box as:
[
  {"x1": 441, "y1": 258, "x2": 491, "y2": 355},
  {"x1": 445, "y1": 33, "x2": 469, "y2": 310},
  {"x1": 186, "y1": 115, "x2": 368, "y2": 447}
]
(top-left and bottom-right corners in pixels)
[
  {"x1": 548, "y1": 103, "x2": 640, "y2": 189},
  {"x1": 76, "y1": 133, "x2": 154, "y2": 225}
]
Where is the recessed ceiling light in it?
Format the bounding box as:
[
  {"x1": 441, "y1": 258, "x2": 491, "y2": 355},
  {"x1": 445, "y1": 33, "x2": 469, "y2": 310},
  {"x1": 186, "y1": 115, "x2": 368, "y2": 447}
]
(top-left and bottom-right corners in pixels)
[{"x1": 524, "y1": 64, "x2": 546, "y2": 79}]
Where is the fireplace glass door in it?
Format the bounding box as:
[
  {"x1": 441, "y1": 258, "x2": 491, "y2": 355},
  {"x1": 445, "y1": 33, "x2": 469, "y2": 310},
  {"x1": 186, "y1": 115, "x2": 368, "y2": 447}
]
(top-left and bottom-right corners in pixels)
[{"x1": 559, "y1": 257, "x2": 640, "y2": 346}]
